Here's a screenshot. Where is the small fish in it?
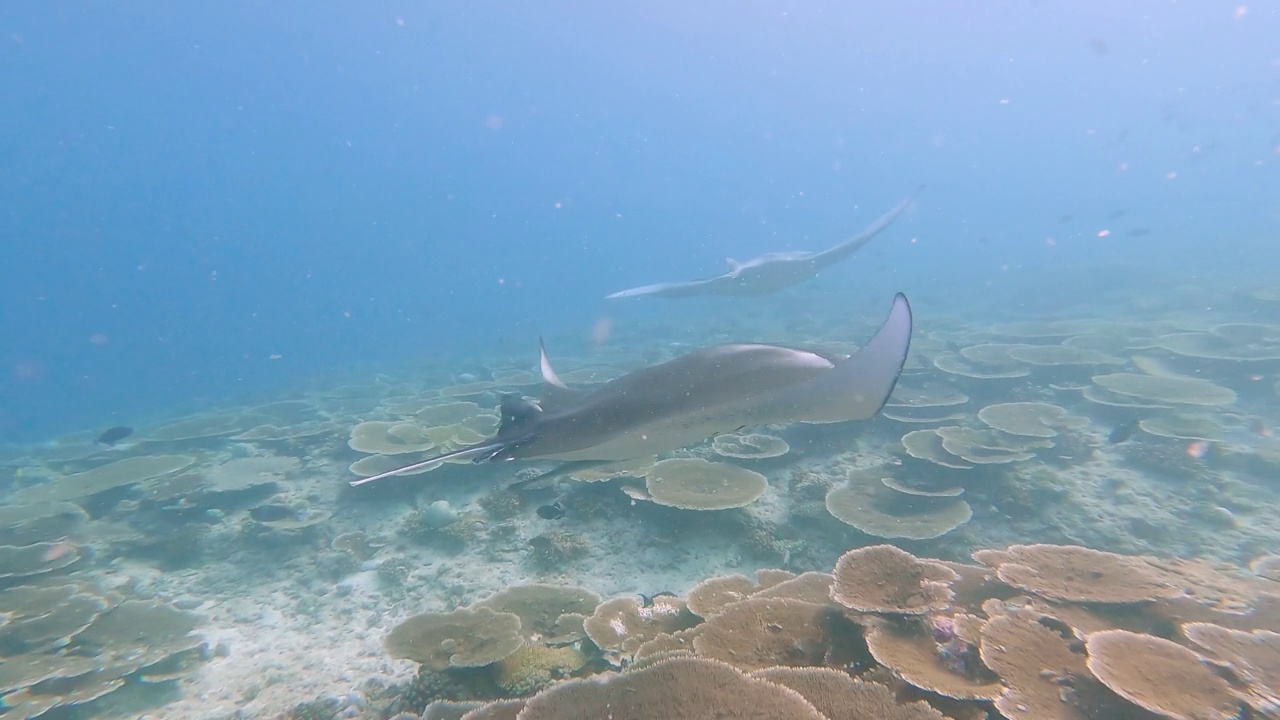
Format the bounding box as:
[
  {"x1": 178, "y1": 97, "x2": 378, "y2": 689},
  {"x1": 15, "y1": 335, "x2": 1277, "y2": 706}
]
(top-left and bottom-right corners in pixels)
[
  {"x1": 95, "y1": 426, "x2": 133, "y2": 446},
  {"x1": 536, "y1": 501, "x2": 565, "y2": 520},
  {"x1": 1107, "y1": 209, "x2": 1128, "y2": 220},
  {"x1": 639, "y1": 591, "x2": 677, "y2": 608},
  {"x1": 1108, "y1": 420, "x2": 1140, "y2": 444},
  {"x1": 1127, "y1": 228, "x2": 1151, "y2": 237}
]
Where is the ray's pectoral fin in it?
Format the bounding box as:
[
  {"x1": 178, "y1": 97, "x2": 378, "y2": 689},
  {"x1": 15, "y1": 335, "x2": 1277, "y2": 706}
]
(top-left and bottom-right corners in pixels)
[
  {"x1": 604, "y1": 278, "x2": 718, "y2": 300},
  {"x1": 783, "y1": 293, "x2": 913, "y2": 424}
]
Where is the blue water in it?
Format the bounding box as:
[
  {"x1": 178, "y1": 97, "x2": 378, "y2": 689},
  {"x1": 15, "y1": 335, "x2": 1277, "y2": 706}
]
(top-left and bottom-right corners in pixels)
[{"x1": 2, "y1": 1, "x2": 1277, "y2": 441}]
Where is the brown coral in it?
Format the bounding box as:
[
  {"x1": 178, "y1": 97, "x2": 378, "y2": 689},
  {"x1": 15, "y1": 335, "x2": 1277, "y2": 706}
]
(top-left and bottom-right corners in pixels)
[
  {"x1": 1182, "y1": 622, "x2": 1280, "y2": 713},
  {"x1": 976, "y1": 402, "x2": 1085, "y2": 438},
  {"x1": 978, "y1": 614, "x2": 1090, "y2": 720},
  {"x1": 632, "y1": 626, "x2": 703, "y2": 661},
  {"x1": 1090, "y1": 373, "x2": 1237, "y2": 407},
  {"x1": 0, "y1": 594, "x2": 204, "y2": 717},
  {"x1": 831, "y1": 545, "x2": 957, "y2": 614},
  {"x1": 515, "y1": 656, "x2": 827, "y2": 720},
  {"x1": 1147, "y1": 555, "x2": 1280, "y2": 613},
  {"x1": 13, "y1": 454, "x2": 194, "y2": 503},
  {"x1": 691, "y1": 597, "x2": 837, "y2": 671},
  {"x1": 581, "y1": 595, "x2": 698, "y2": 664},
  {"x1": 1249, "y1": 554, "x2": 1280, "y2": 582},
  {"x1": 384, "y1": 607, "x2": 523, "y2": 670},
  {"x1": 749, "y1": 667, "x2": 947, "y2": 720},
  {"x1": 643, "y1": 458, "x2": 769, "y2": 510},
  {"x1": 863, "y1": 619, "x2": 1002, "y2": 701},
  {"x1": 1084, "y1": 629, "x2": 1240, "y2": 720},
  {"x1": 753, "y1": 572, "x2": 836, "y2": 605},
  {"x1": 976, "y1": 544, "x2": 1182, "y2": 604},
  {"x1": 473, "y1": 584, "x2": 600, "y2": 643},
  {"x1": 492, "y1": 644, "x2": 585, "y2": 695},
  {"x1": 422, "y1": 700, "x2": 486, "y2": 720},
  {"x1": 685, "y1": 574, "x2": 759, "y2": 618},
  {"x1": 900, "y1": 428, "x2": 974, "y2": 469},
  {"x1": 825, "y1": 477, "x2": 972, "y2": 541}
]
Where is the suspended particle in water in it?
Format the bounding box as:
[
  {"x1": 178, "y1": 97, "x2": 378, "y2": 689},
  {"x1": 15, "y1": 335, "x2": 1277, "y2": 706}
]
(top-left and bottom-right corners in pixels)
[{"x1": 592, "y1": 317, "x2": 612, "y2": 347}]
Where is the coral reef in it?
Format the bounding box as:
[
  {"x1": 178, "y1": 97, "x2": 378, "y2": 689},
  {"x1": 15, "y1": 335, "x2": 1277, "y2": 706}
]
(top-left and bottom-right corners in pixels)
[
  {"x1": 384, "y1": 606, "x2": 524, "y2": 670},
  {"x1": 477, "y1": 489, "x2": 523, "y2": 520},
  {"x1": 526, "y1": 531, "x2": 589, "y2": 571},
  {"x1": 404, "y1": 510, "x2": 486, "y2": 553},
  {"x1": 0, "y1": 588, "x2": 206, "y2": 718},
  {"x1": 492, "y1": 644, "x2": 586, "y2": 695},
  {"x1": 1119, "y1": 437, "x2": 1211, "y2": 481},
  {"x1": 366, "y1": 541, "x2": 1279, "y2": 720},
  {"x1": 641, "y1": 458, "x2": 769, "y2": 510},
  {"x1": 376, "y1": 556, "x2": 415, "y2": 590}
]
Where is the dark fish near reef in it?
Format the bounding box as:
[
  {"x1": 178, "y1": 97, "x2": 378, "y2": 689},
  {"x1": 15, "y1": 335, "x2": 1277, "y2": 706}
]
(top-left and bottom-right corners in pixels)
[
  {"x1": 536, "y1": 502, "x2": 565, "y2": 520},
  {"x1": 249, "y1": 504, "x2": 297, "y2": 522},
  {"x1": 349, "y1": 294, "x2": 912, "y2": 487},
  {"x1": 1108, "y1": 420, "x2": 1141, "y2": 444},
  {"x1": 95, "y1": 426, "x2": 133, "y2": 445},
  {"x1": 640, "y1": 591, "x2": 677, "y2": 608}
]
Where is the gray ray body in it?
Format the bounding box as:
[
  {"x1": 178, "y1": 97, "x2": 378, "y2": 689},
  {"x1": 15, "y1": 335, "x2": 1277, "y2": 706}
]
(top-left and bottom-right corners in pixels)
[
  {"x1": 605, "y1": 189, "x2": 921, "y2": 300},
  {"x1": 350, "y1": 293, "x2": 911, "y2": 487}
]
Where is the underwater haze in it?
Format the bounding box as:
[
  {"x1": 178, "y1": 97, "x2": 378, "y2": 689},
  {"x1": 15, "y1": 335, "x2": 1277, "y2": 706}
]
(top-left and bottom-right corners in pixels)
[
  {"x1": 3, "y1": 3, "x2": 1280, "y2": 720},
  {"x1": 4, "y1": 1, "x2": 1277, "y2": 440}
]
